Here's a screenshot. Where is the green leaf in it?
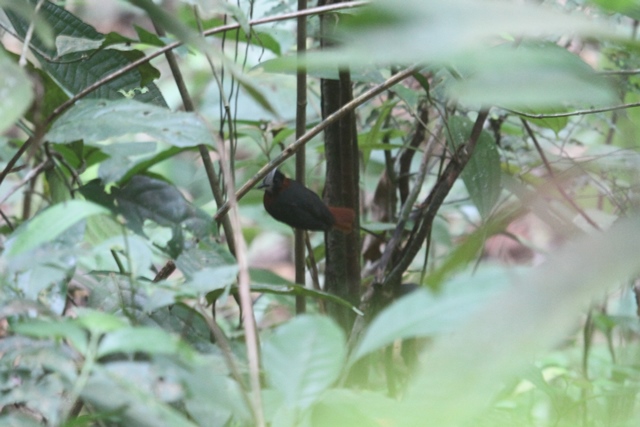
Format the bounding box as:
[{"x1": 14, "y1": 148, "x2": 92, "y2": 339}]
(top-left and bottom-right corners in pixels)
[
  {"x1": 0, "y1": 413, "x2": 44, "y2": 427},
  {"x1": 97, "y1": 326, "x2": 191, "y2": 357},
  {"x1": 202, "y1": 268, "x2": 363, "y2": 314},
  {"x1": 590, "y1": 0, "x2": 640, "y2": 19},
  {"x1": 519, "y1": 110, "x2": 569, "y2": 134},
  {"x1": 350, "y1": 268, "x2": 510, "y2": 366},
  {"x1": 97, "y1": 141, "x2": 158, "y2": 184},
  {"x1": 80, "y1": 176, "x2": 212, "y2": 257},
  {"x1": 134, "y1": 25, "x2": 166, "y2": 47},
  {"x1": 55, "y1": 34, "x2": 104, "y2": 56},
  {"x1": 82, "y1": 362, "x2": 199, "y2": 427},
  {"x1": 75, "y1": 308, "x2": 128, "y2": 334},
  {"x1": 447, "y1": 115, "x2": 501, "y2": 219},
  {"x1": 175, "y1": 240, "x2": 237, "y2": 279},
  {"x1": 338, "y1": 0, "x2": 612, "y2": 64},
  {"x1": 183, "y1": 265, "x2": 239, "y2": 295},
  {"x1": 0, "y1": 0, "x2": 54, "y2": 47},
  {"x1": 262, "y1": 315, "x2": 346, "y2": 410},
  {"x1": 446, "y1": 44, "x2": 616, "y2": 108},
  {"x1": 0, "y1": 50, "x2": 33, "y2": 134},
  {"x1": 311, "y1": 389, "x2": 408, "y2": 427},
  {"x1": 404, "y1": 217, "x2": 640, "y2": 427},
  {"x1": 5, "y1": 200, "x2": 110, "y2": 256},
  {"x1": 4, "y1": 0, "x2": 165, "y2": 106},
  {"x1": 183, "y1": 370, "x2": 251, "y2": 426},
  {"x1": 47, "y1": 99, "x2": 215, "y2": 148},
  {"x1": 11, "y1": 318, "x2": 88, "y2": 353}
]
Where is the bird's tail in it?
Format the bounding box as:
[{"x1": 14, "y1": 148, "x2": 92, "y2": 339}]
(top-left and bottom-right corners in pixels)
[{"x1": 328, "y1": 206, "x2": 356, "y2": 234}]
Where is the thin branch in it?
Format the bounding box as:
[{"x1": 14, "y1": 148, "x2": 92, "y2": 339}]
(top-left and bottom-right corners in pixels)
[
  {"x1": 598, "y1": 68, "x2": 640, "y2": 76},
  {"x1": 509, "y1": 101, "x2": 640, "y2": 119},
  {"x1": 0, "y1": 138, "x2": 35, "y2": 188},
  {"x1": 195, "y1": 301, "x2": 255, "y2": 415},
  {"x1": 375, "y1": 120, "x2": 442, "y2": 284},
  {"x1": 216, "y1": 126, "x2": 265, "y2": 427},
  {"x1": 0, "y1": 160, "x2": 49, "y2": 206},
  {"x1": 214, "y1": 65, "x2": 421, "y2": 220},
  {"x1": 521, "y1": 119, "x2": 601, "y2": 231},
  {"x1": 19, "y1": 0, "x2": 45, "y2": 67},
  {"x1": 0, "y1": 208, "x2": 15, "y2": 231},
  {"x1": 152, "y1": 19, "x2": 237, "y2": 254},
  {"x1": 383, "y1": 110, "x2": 490, "y2": 289}
]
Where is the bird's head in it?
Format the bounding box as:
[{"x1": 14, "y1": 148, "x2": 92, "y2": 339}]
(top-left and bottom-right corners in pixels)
[{"x1": 257, "y1": 168, "x2": 285, "y2": 193}]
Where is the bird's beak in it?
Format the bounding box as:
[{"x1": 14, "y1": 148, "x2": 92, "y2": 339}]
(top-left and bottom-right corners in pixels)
[{"x1": 257, "y1": 181, "x2": 268, "y2": 190}]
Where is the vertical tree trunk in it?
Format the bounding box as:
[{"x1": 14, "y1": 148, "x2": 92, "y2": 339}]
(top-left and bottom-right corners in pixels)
[{"x1": 319, "y1": 2, "x2": 361, "y2": 331}]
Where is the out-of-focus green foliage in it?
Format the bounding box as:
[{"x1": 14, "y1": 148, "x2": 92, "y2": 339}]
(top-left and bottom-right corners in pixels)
[{"x1": 1, "y1": 0, "x2": 640, "y2": 426}]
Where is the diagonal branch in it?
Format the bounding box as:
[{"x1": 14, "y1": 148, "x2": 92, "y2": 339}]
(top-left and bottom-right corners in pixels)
[
  {"x1": 521, "y1": 118, "x2": 600, "y2": 231},
  {"x1": 214, "y1": 65, "x2": 422, "y2": 220},
  {"x1": 383, "y1": 110, "x2": 490, "y2": 289}
]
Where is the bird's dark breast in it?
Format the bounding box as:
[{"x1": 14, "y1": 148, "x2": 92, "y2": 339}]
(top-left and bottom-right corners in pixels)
[{"x1": 263, "y1": 181, "x2": 335, "y2": 231}]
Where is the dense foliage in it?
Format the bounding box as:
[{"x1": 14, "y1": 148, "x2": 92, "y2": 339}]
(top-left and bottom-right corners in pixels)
[{"x1": 2, "y1": 0, "x2": 640, "y2": 426}]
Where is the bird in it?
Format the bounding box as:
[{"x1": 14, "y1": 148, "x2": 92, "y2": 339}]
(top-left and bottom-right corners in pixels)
[{"x1": 258, "y1": 168, "x2": 355, "y2": 233}]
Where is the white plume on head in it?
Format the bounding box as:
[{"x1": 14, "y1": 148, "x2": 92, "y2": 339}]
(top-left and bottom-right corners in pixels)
[
  {"x1": 264, "y1": 168, "x2": 277, "y2": 184},
  {"x1": 259, "y1": 168, "x2": 278, "y2": 191}
]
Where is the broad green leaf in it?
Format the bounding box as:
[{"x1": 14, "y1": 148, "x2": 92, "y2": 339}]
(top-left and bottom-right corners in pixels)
[
  {"x1": 47, "y1": 99, "x2": 215, "y2": 148},
  {"x1": 0, "y1": 50, "x2": 33, "y2": 134},
  {"x1": 82, "y1": 362, "x2": 199, "y2": 427},
  {"x1": 519, "y1": 111, "x2": 569, "y2": 134},
  {"x1": 359, "y1": 100, "x2": 397, "y2": 166},
  {"x1": 97, "y1": 327, "x2": 191, "y2": 357},
  {"x1": 11, "y1": 319, "x2": 88, "y2": 353},
  {"x1": 55, "y1": 35, "x2": 104, "y2": 56},
  {"x1": 0, "y1": 414, "x2": 43, "y2": 427},
  {"x1": 3, "y1": 0, "x2": 165, "y2": 106},
  {"x1": 0, "y1": 0, "x2": 54, "y2": 46},
  {"x1": 446, "y1": 44, "x2": 616, "y2": 108},
  {"x1": 426, "y1": 206, "x2": 526, "y2": 289},
  {"x1": 267, "y1": 1, "x2": 615, "y2": 108},
  {"x1": 97, "y1": 141, "x2": 158, "y2": 184},
  {"x1": 337, "y1": 0, "x2": 611, "y2": 64},
  {"x1": 350, "y1": 267, "x2": 511, "y2": 366},
  {"x1": 80, "y1": 175, "x2": 212, "y2": 257},
  {"x1": 75, "y1": 308, "x2": 128, "y2": 334},
  {"x1": 183, "y1": 265, "x2": 239, "y2": 295},
  {"x1": 312, "y1": 389, "x2": 410, "y2": 427},
  {"x1": 147, "y1": 303, "x2": 212, "y2": 346},
  {"x1": 5, "y1": 200, "x2": 109, "y2": 256},
  {"x1": 202, "y1": 268, "x2": 363, "y2": 313},
  {"x1": 590, "y1": 0, "x2": 640, "y2": 19},
  {"x1": 447, "y1": 115, "x2": 501, "y2": 219},
  {"x1": 175, "y1": 241, "x2": 237, "y2": 280},
  {"x1": 134, "y1": 25, "x2": 166, "y2": 47},
  {"x1": 403, "y1": 217, "x2": 640, "y2": 427},
  {"x1": 262, "y1": 315, "x2": 346, "y2": 410}
]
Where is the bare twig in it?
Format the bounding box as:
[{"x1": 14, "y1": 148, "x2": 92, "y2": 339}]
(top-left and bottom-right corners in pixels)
[
  {"x1": 375, "y1": 120, "x2": 442, "y2": 284},
  {"x1": 0, "y1": 208, "x2": 15, "y2": 231},
  {"x1": 383, "y1": 110, "x2": 490, "y2": 289},
  {"x1": 19, "y1": 0, "x2": 45, "y2": 67},
  {"x1": 0, "y1": 160, "x2": 49, "y2": 206},
  {"x1": 508, "y1": 101, "x2": 640, "y2": 119},
  {"x1": 216, "y1": 129, "x2": 265, "y2": 427},
  {"x1": 521, "y1": 119, "x2": 600, "y2": 231}
]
